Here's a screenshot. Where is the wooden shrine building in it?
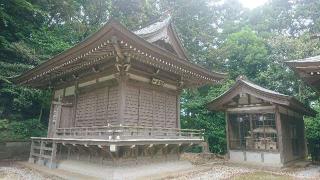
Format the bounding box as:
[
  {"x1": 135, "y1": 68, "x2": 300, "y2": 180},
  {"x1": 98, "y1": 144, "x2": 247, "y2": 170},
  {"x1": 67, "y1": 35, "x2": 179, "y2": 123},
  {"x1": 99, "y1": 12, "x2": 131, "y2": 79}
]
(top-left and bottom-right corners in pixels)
[
  {"x1": 286, "y1": 55, "x2": 320, "y2": 92},
  {"x1": 207, "y1": 76, "x2": 315, "y2": 167},
  {"x1": 286, "y1": 55, "x2": 320, "y2": 162},
  {"x1": 14, "y1": 17, "x2": 226, "y2": 169}
]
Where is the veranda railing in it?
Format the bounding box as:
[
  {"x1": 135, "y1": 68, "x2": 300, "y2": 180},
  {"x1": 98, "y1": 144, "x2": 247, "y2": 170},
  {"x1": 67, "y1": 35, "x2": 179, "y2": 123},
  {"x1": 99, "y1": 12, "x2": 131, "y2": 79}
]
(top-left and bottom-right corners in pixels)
[{"x1": 55, "y1": 125, "x2": 204, "y2": 140}]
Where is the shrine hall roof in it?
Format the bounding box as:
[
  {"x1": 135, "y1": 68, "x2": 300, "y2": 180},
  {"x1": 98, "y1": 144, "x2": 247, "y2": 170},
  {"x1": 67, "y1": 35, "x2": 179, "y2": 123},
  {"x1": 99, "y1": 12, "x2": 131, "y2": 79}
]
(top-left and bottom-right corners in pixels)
[{"x1": 13, "y1": 18, "x2": 226, "y2": 88}]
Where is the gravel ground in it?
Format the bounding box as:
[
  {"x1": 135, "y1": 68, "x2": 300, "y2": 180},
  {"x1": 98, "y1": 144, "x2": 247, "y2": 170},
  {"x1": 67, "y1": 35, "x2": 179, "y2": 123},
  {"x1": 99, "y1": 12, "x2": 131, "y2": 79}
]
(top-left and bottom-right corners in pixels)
[
  {"x1": 168, "y1": 164, "x2": 255, "y2": 180},
  {"x1": 0, "y1": 161, "x2": 61, "y2": 180},
  {"x1": 161, "y1": 163, "x2": 320, "y2": 180},
  {"x1": 0, "y1": 159, "x2": 319, "y2": 180},
  {"x1": 0, "y1": 167, "x2": 49, "y2": 180}
]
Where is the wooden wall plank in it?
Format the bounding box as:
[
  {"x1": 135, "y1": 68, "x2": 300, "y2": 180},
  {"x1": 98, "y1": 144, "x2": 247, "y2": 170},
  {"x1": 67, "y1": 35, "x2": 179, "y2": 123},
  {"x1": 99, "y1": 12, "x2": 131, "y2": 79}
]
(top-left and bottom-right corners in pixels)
[
  {"x1": 123, "y1": 86, "x2": 139, "y2": 126},
  {"x1": 108, "y1": 86, "x2": 119, "y2": 125},
  {"x1": 153, "y1": 91, "x2": 166, "y2": 127},
  {"x1": 95, "y1": 87, "x2": 109, "y2": 126},
  {"x1": 165, "y1": 94, "x2": 177, "y2": 128},
  {"x1": 75, "y1": 90, "x2": 96, "y2": 127},
  {"x1": 139, "y1": 89, "x2": 153, "y2": 127},
  {"x1": 127, "y1": 84, "x2": 178, "y2": 128}
]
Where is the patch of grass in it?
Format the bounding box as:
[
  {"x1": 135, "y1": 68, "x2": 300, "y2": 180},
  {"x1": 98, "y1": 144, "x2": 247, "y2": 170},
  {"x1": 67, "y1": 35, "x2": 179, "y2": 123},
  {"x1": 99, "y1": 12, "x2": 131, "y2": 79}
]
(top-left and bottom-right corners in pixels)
[{"x1": 231, "y1": 171, "x2": 293, "y2": 180}]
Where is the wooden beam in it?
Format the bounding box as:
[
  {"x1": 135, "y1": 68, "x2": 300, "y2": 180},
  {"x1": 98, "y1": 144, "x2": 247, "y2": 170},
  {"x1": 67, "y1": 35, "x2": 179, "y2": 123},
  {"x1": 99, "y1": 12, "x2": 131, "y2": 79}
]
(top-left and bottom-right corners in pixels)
[{"x1": 226, "y1": 105, "x2": 275, "y2": 113}]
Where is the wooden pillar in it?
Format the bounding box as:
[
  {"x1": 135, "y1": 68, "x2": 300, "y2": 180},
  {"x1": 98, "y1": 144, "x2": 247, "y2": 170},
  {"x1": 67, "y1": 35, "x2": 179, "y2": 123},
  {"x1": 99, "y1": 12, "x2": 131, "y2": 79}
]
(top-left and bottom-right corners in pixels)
[
  {"x1": 225, "y1": 112, "x2": 230, "y2": 159},
  {"x1": 28, "y1": 139, "x2": 35, "y2": 163},
  {"x1": 67, "y1": 145, "x2": 71, "y2": 160},
  {"x1": 116, "y1": 73, "x2": 128, "y2": 126},
  {"x1": 73, "y1": 81, "x2": 79, "y2": 127},
  {"x1": 249, "y1": 114, "x2": 254, "y2": 149},
  {"x1": 152, "y1": 90, "x2": 155, "y2": 128},
  {"x1": 301, "y1": 115, "x2": 308, "y2": 158},
  {"x1": 47, "y1": 92, "x2": 56, "y2": 138},
  {"x1": 55, "y1": 103, "x2": 62, "y2": 132},
  {"x1": 47, "y1": 104, "x2": 54, "y2": 137},
  {"x1": 275, "y1": 105, "x2": 284, "y2": 164},
  {"x1": 176, "y1": 91, "x2": 181, "y2": 129},
  {"x1": 37, "y1": 140, "x2": 45, "y2": 165},
  {"x1": 137, "y1": 88, "x2": 141, "y2": 126},
  {"x1": 48, "y1": 142, "x2": 57, "y2": 169}
]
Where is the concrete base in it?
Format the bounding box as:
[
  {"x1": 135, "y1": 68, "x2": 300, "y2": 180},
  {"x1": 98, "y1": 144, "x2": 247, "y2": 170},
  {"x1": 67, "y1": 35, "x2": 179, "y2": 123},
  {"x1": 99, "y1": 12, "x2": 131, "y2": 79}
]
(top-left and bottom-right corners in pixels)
[
  {"x1": 57, "y1": 159, "x2": 193, "y2": 179},
  {"x1": 229, "y1": 150, "x2": 282, "y2": 167},
  {"x1": 46, "y1": 161, "x2": 57, "y2": 169},
  {"x1": 28, "y1": 157, "x2": 35, "y2": 163},
  {"x1": 37, "y1": 159, "x2": 45, "y2": 166}
]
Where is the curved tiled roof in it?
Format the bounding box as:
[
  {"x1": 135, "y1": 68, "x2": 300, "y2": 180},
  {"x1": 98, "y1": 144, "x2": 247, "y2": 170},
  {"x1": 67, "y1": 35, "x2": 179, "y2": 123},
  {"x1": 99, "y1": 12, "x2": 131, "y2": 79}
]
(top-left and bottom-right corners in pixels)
[
  {"x1": 286, "y1": 55, "x2": 320, "y2": 92},
  {"x1": 134, "y1": 16, "x2": 189, "y2": 60},
  {"x1": 13, "y1": 18, "x2": 226, "y2": 87},
  {"x1": 207, "y1": 76, "x2": 316, "y2": 116}
]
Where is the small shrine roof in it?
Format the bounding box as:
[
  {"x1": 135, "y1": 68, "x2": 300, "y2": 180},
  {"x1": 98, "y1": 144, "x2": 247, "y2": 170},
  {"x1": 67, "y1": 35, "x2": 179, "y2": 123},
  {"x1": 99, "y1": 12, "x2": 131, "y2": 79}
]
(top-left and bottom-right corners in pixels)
[{"x1": 207, "y1": 76, "x2": 316, "y2": 116}]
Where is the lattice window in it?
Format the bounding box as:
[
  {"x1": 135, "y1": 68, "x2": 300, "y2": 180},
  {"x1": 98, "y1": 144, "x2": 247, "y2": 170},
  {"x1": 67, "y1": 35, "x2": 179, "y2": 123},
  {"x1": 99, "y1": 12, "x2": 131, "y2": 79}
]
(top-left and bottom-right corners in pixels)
[{"x1": 229, "y1": 113, "x2": 278, "y2": 151}]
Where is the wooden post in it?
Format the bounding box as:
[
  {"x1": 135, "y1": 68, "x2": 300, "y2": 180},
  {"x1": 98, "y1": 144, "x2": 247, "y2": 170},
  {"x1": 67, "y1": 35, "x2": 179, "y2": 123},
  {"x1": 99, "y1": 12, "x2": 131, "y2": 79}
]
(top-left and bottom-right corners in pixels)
[
  {"x1": 73, "y1": 81, "x2": 79, "y2": 127},
  {"x1": 137, "y1": 88, "x2": 141, "y2": 126},
  {"x1": 135, "y1": 145, "x2": 138, "y2": 164},
  {"x1": 176, "y1": 91, "x2": 181, "y2": 129},
  {"x1": 28, "y1": 139, "x2": 35, "y2": 163},
  {"x1": 249, "y1": 114, "x2": 254, "y2": 150},
  {"x1": 47, "y1": 104, "x2": 54, "y2": 138},
  {"x1": 37, "y1": 140, "x2": 45, "y2": 165},
  {"x1": 51, "y1": 102, "x2": 62, "y2": 137},
  {"x1": 300, "y1": 115, "x2": 308, "y2": 158},
  {"x1": 275, "y1": 105, "x2": 284, "y2": 164},
  {"x1": 48, "y1": 142, "x2": 57, "y2": 169},
  {"x1": 116, "y1": 72, "x2": 128, "y2": 126},
  {"x1": 225, "y1": 112, "x2": 230, "y2": 159},
  {"x1": 152, "y1": 90, "x2": 155, "y2": 128}
]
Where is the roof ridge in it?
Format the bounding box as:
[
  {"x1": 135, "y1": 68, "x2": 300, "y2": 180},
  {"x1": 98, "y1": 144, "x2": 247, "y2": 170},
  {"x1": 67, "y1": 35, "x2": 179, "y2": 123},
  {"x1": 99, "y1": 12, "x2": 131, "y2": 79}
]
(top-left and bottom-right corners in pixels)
[
  {"x1": 286, "y1": 55, "x2": 320, "y2": 63},
  {"x1": 238, "y1": 78, "x2": 288, "y2": 97}
]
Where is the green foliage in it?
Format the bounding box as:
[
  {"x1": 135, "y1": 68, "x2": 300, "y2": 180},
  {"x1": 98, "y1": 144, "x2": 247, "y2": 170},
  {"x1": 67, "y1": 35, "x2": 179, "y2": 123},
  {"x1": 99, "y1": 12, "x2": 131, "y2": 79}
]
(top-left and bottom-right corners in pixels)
[
  {"x1": 181, "y1": 81, "x2": 234, "y2": 153},
  {"x1": 0, "y1": 119, "x2": 46, "y2": 141},
  {"x1": 219, "y1": 27, "x2": 268, "y2": 79},
  {"x1": 304, "y1": 101, "x2": 320, "y2": 160}
]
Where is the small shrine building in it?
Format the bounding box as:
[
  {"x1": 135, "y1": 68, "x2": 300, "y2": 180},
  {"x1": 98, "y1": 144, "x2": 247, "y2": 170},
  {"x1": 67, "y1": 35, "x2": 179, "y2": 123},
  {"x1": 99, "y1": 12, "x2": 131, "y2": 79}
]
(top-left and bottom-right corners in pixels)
[{"x1": 207, "y1": 76, "x2": 315, "y2": 167}]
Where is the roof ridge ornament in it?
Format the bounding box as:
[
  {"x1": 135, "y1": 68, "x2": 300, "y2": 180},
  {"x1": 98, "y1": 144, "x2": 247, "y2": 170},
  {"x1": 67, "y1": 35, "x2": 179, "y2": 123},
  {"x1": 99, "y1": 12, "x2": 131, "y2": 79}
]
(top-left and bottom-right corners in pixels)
[{"x1": 236, "y1": 75, "x2": 248, "y2": 81}]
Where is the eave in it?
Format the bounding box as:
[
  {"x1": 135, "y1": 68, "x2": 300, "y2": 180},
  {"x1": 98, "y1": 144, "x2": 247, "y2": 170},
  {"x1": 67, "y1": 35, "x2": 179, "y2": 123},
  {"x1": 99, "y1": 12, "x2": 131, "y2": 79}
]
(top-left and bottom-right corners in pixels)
[
  {"x1": 286, "y1": 58, "x2": 320, "y2": 92},
  {"x1": 207, "y1": 78, "x2": 316, "y2": 117},
  {"x1": 13, "y1": 19, "x2": 226, "y2": 88}
]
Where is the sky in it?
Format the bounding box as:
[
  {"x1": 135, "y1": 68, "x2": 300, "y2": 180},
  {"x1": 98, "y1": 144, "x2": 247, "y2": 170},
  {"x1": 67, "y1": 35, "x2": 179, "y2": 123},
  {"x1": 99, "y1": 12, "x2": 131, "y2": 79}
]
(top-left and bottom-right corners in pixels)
[{"x1": 239, "y1": 0, "x2": 268, "y2": 9}]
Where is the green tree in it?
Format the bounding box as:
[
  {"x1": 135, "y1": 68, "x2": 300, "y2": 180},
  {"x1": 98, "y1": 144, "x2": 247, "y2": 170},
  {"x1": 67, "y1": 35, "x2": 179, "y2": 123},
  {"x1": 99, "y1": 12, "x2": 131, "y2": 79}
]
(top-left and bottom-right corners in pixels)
[{"x1": 218, "y1": 27, "x2": 268, "y2": 80}]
